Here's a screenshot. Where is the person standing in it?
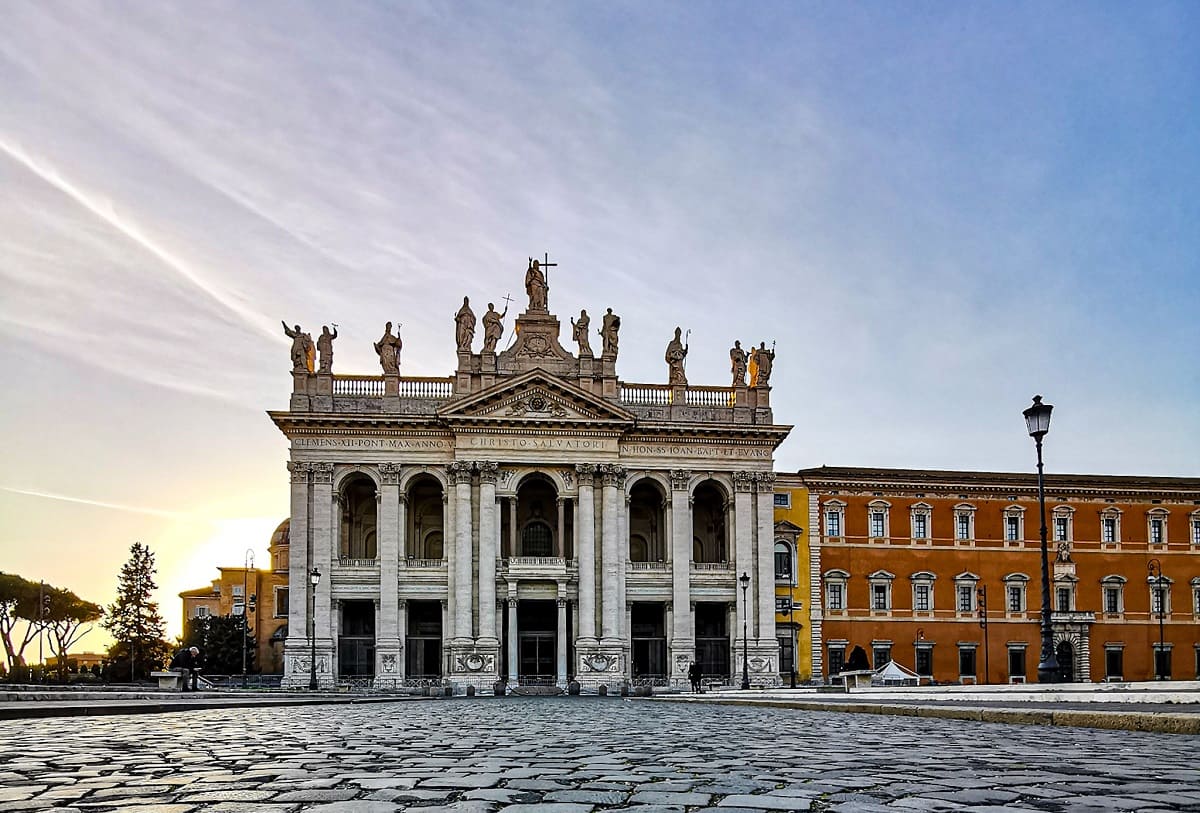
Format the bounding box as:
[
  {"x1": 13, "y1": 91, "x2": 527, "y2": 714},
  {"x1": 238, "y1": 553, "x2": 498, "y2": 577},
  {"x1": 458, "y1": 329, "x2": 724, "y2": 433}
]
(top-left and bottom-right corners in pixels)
[{"x1": 687, "y1": 660, "x2": 702, "y2": 693}]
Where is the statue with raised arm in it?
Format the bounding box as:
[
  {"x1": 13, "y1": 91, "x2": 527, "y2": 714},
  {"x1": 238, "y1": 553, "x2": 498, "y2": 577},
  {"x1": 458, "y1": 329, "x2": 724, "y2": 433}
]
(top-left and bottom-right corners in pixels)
[
  {"x1": 374, "y1": 321, "x2": 402, "y2": 374},
  {"x1": 571, "y1": 309, "x2": 592, "y2": 356},
  {"x1": 665, "y1": 326, "x2": 688, "y2": 385},
  {"x1": 750, "y1": 341, "x2": 775, "y2": 387},
  {"x1": 454, "y1": 297, "x2": 476, "y2": 352},
  {"x1": 316, "y1": 325, "x2": 338, "y2": 374},
  {"x1": 282, "y1": 320, "x2": 314, "y2": 373},
  {"x1": 730, "y1": 340, "x2": 747, "y2": 386},
  {"x1": 599, "y1": 308, "x2": 621, "y2": 358},
  {"x1": 481, "y1": 302, "x2": 508, "y2": 353},
  {"x1": 525, "y1": 257, "x2": 548, "y2": 311}
]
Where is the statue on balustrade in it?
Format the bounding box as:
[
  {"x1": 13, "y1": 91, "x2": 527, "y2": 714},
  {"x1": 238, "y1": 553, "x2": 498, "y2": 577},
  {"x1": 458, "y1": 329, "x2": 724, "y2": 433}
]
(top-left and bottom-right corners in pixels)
[
  {"x1": 282, "y1": 321, "x2": 314, "y2": 373},
  {"x1": 750, "y1": 341, "x2": 775, "y2": 387},
  {"x1": 455, "y1": 296, "x2": 476, "y2": 352},
  {"x1": 481, "y1": 302, "x2": 508, "y2": 353},
  {"x1": 600, "y1": 307, "x2": 621, "y2": 359},
  {"x1": 665, "y1": 327, "x2": 688, "y2": 386},
  {"x1": 571, "y1": 309, "x2": 592, "y2": 356},
  {"x1": 730, "y1": 340, "x2": 747, "y2": 386},
  {"x1": 316, "y1": 324, "x2": 338, "y2": 374},
  {"x1": 374, "y1": 321, "x2": 402, "y2": 375},
  {"x1": 525, "y1": 257, "x2": 548, "y2": 311}
]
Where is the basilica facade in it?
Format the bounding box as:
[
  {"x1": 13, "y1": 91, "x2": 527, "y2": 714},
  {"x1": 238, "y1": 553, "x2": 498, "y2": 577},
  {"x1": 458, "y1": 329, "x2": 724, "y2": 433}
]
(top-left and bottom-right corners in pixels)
[{"x1": 272, "y1": 261, "x2": 791, "y2": 692}]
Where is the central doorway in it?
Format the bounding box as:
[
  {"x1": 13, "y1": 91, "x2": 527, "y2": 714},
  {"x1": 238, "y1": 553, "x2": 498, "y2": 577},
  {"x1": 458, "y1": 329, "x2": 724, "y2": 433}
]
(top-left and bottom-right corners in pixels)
[{"x1": 518, "y1": 600, "x2": 556, "y2": 685}]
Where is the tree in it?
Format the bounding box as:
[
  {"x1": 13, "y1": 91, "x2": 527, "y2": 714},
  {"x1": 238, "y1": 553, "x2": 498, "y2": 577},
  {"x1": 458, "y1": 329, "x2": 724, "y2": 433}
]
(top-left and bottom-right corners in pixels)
[
  {"x1": 44, "y1": 588, "x2": 103, "y2": 683},
  {"x1": 180, "y1": 614, "x2": 257, "y2": 675},
  {"x1": 0, "y1": 573, "x2": 42, "y2": 677},
  {"x1": 103, "y1": 543, "x2": 168, "y2": 682}
]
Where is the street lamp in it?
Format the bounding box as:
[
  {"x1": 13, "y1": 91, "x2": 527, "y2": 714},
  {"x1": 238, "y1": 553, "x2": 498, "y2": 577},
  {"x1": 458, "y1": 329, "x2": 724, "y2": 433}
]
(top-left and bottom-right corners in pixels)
[
  {"x1": 1147, "y1": 559, "x2": 1166, "y2": 680},
  {"x1": 1023, "y1": 394, "x2": 1059, "y2": 683},
  {"x1": 241, "y1": 550, "x2": 255, "y2": 689},
  {"x1": 308, "y1": 566, "x2": 321, "y2": 691},
  {"x1": 739, "y1": 571, "x2": 751, "y2": 690}
]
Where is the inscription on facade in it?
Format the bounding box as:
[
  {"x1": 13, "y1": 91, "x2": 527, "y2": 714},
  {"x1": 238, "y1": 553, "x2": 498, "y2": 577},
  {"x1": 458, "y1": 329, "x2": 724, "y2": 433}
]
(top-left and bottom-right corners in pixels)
[
  {"x1": 460, "y1": 435, "x2": 619, "y2": 453},
  {"x1": 620, "y1": 443, "x2": 772, "y2": 460},
  {"x1": 293, "y1": 437, "x2": 452, "y2": 451}
]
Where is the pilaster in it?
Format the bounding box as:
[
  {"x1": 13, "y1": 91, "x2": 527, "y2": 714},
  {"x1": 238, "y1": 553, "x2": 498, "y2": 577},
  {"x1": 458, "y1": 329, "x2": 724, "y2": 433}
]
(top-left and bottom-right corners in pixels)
[
  {"x1": 376, "y1": 463, "x2": 402, "y2": 686},
  {"x1": 668, "y1": 469, "x2": 694, "y2": 681},
  {"x1": 733, "y1": 471, "x2": 756, "y2": 647},
  {"x1": 576, "y1": 465, "x2": 597, "y2": 644}
]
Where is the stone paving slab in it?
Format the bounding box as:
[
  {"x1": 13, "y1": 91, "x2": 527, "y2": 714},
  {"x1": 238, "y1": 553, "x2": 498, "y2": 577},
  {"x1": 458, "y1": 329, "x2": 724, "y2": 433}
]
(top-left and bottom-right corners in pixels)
[
  {"x1": 0, "y1": 694, "x2": 431, "y2": 720},
  {"x1": 0, "y1": 698, "x2": 1197, "y2": 811}
]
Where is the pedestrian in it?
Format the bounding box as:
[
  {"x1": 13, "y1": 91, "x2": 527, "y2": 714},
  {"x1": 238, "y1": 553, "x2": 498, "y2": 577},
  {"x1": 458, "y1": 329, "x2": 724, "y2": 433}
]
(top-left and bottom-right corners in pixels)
[
  {"x1": 687, "y1": 661, "x2": 702, "y2": 693},
  {"x1": 169, "y1": 646, "x2": 202, "y2": 692}
]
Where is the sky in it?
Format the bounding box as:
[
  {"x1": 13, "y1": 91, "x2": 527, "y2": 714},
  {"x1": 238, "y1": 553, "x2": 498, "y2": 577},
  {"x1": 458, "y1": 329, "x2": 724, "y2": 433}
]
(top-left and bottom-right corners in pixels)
[{"x1": 1, "y1": 1, "x2": 1197, "y2": 647}]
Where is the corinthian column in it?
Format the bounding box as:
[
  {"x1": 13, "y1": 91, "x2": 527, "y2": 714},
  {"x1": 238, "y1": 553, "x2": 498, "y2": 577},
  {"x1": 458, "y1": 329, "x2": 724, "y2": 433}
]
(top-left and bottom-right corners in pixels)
[
  {"x1": 477, "y1": 462, "x2": 499, "y2": 644},
  {"x1": 450, "y1": 462, "x2": 474, "y2": 643},
  {"x1": 755, "y1": 472, "x2": 777, "y2": 643},
  {"x1": 669, "y1": 469, "x2": 693, "y2": 650},
  {"x1": 733, "y1": 471, "x2": 756, "y2": 642},
  {"x1": 600, "y1": 465, "x2": 624, "y2": 643},
  {"x1": 378, "y1": 464, "x2": 402, "y2": 663},
  {"x1": 576, "y1": 464, "x2": 597, "y2": 643}
]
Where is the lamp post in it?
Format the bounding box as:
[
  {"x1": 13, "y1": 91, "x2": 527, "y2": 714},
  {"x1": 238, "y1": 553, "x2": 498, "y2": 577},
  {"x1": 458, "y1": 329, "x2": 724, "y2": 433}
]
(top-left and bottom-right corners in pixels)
[
  {"x1": 1147, "y1": 559, "x2": 1166, "y2": 680},
  {"x1": 739, "y1": 571, "x2": 751, "y2": 690},
  {"x1": 976, "y1": 584, "x2": 989, "y2": 685},
  {"x1": 1024, "y1": 395, "x2": 1059, "y2": 683},
  {"x1": 241, "y1": 550, "x2": 255, "y2": 689},
  {"x1": 308, "y1": 567, "x2": 321, "y2": 691}
]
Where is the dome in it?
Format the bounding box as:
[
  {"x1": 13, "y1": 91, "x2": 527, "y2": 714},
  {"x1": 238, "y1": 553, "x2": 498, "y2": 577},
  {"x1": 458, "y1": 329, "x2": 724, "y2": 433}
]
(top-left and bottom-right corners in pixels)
[{"x1": 268, "y1": 518, "x2": 290, "y2": 549}]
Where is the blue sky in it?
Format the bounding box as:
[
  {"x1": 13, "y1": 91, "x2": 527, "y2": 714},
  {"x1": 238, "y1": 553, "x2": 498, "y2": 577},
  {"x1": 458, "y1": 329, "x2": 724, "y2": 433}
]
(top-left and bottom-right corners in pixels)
[{"x1": 1, "y1": 2, "x2": 1196, "y2": 634}]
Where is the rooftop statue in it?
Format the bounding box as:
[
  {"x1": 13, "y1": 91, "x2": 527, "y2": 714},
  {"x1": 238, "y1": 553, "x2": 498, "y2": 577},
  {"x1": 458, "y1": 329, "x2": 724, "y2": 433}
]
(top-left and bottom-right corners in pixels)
[
  {"x1": 481, "y1": 302, "x2": 508, "y2": 353},
  {"x1": 455, "y1": 296, "x2": 476, "y2": 352},
  {"x1": 600, "y1": 308, "x2": 621, "y2": 359},
  {"x1": 665, "y1": 327, "x2": 688, "y2": 386},
  {"x1": 525, "y1": 257, "x2": 548, "y2": 311},
  {"x1": 316, "y1": 324, "x2": 338, "y2": 374},
  {"x1": 750, "y1": 341, "x2": 775, "y2": 387},
  {"x1": 374, "y1": 321, "x2": 402, "y2": 375},
  {"x1": 571, "y1": 309, "x2": 592, "y2": 356},
  {"x1": 730, "y1": 340, "x2": 747, "y2": 386},
  {"x1": 282, "y1": 320, "x2": 314, "y2": 373}
]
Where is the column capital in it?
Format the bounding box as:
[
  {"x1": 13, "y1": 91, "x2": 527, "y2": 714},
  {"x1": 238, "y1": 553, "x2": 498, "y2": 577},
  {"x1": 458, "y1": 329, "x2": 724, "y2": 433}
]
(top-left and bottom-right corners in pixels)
[
  {"x1": 733, "y1": 471, "x2": 756, "y2": 493},
  {"x1": 287, "y1": 461, "x2": 311, "y2": 483},
  {"x1": 669, "y1": 469, "x2": 691, "y2": 492},
  {"x1": 575, "y1": 463, "x2": 596, "y2": 487},
  {"x1": 755, "y1": 471, "x2": 777, "y2": 489},
  {"x1": 507, "y1": 597, "x2": 518, "y2": 608},
  {"x1": 380, "y1": 462, "x2": 402, "y2": 485},
  {"x1": 601, "y1": 464, "x2": 626, "y2": 487},
  {"x1": 312, "y1": 462, "x2": 334, "y2": 484},
  {"x1": 478, "y1": 461, "x2": 500, "y2": 485},
  {"x1": 557, "y1": 598, "x2": 567, "y2": 609},
  {"x1": 398, "y1": 493, "x2": 409, "y2": 506},
  {"x1": 447, "y1": 461, "x2": 474, "y2": 485}
]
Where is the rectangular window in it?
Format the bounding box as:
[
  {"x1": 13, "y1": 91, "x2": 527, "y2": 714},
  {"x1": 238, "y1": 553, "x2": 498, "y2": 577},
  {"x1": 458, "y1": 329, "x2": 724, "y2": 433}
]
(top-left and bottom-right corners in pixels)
[
  {"x1": 827, "y1": 647, "x2": 846, "y2": 677},
  {"x1": 915, "y1": 648, "x2": 933, "y2": 677},
  {"x1": 1056, "y1": 587, "x2": 1071, "y2": 613},
  {"x1": 1007, "y1": 586, "x2": 1023, "y2": 612},
  {"x1": 956, "y1": 515, "x2": 971, "y2": 540},
  {"x1": 958, "y1": 647, "x2": 977, "y2": 677},
  {"x1": 873, "y1": 646, "x2": 892, "y2": 668},
  {"x1": 827, "y1": 584, "x2": 844, "y2": 611},
  {"x1": 958, "y1": 585, "x2": 974, "y2": 612},
  {"x1": 1104, "y1": 587, "x2": 1120, "y2": 614},
  {"x1": 870, "y1": 511, "x2": 885, "y2": 537},
  {"x1": 232, "y1": 585, "x2": 245, "y2": 597},
  {"x1": 1105, "y1": 648, "x2": 1123, "y2": 680},
  {"x1": 194, "y1": 606, "x2": 209, "y2": 619},
  {"x1": 913, "y1": 514, "x2": 928, "y2": 539},
  {"x1": 1150, "y1": 519, "x2": 1164, "y2": 544},
  {"x1": 872, "y1": 584, "x2": 888, "y2": 610},
  {"x1": 826, "y1": 512, "x2": 841, "y2": 537},
  {"x1": 1054, "y1": 517, "x2": 1068, "y2": 542},
  {"x1": 1194, "y1": 587, "x2": 1200, "y2": 615},
  {"x1": 1154, "y1": 647, "x2": 1172, "y2": 679},
  {"x1": 275, "y1": 587, "x2": 290, "y2": 618},
  {"x1": 773, "y1": 492, "x2": 791, "y2": 508},
  {"x1": 1152, "y1": 587, "x2": 1166, "y2": 616},
  {"x1": 774, "y1": 549, "x2": 791, "y2": 581},
  {"x1": 1192, "y1": 519, "x2": 1200, "y2": 546},
  {"x1": 1102, "y1": 518, "x2": 1117, "y2": 543},
  {"x1": 1007, "y1": 648, "x2": 1026, "y2": 681},
  {"x1": 1006, "y1": 515, "x2": 1020, "y2": 541},
  {"x1": 914, "y1": 584, "x2": 931, "y2": 611}
]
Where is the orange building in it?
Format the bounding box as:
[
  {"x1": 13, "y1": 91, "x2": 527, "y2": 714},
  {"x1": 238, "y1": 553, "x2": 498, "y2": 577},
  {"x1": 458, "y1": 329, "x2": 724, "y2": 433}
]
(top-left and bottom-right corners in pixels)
[
  {"x1": 179, "y1": 519, "x2": 292, "y2": 674},
  {"x1": 800, "y1": 467, "x2": 1200, "y2": 684}
]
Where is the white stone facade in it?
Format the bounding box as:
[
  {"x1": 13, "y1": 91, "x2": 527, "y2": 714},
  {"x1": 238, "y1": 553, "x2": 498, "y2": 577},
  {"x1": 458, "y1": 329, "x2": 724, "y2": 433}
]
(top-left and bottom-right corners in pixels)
[{"x1": 273, "y1": 281, "x2": 789, "y2": 693}]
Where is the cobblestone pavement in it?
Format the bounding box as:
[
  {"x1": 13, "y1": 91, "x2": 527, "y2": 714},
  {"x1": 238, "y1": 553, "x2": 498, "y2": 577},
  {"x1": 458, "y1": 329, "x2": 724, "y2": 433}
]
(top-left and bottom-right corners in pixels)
[{"x1": 1, "y1": 697, "x2": 1198, "y2": 812}]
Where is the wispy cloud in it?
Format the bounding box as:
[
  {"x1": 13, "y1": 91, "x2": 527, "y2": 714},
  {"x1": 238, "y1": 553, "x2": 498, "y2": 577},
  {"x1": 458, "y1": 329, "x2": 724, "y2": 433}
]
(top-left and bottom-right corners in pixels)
[{"x1": 0, "y1": 486, "x2": 185, "y2": 519}]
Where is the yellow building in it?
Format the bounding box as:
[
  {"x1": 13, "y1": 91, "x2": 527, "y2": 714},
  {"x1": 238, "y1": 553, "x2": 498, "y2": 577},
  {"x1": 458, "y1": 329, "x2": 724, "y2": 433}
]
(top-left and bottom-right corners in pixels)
[
  {"x1": 179, "y1": 519, "x2": 291, "y2": 674},
  {"x1": 774, "y1": 475, "x2": 813, "y2": 685}
]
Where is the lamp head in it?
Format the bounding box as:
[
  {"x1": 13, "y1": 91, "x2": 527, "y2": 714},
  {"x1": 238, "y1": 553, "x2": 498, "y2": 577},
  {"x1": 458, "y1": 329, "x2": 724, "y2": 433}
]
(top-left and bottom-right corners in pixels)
[
  {"x1": 1023, "y1": 395, "x2": 1053, "y2": 439},
  {"x1": 739, "y1": 572, "x2": 751, "y2": 590},
  {"x1": 310, "y1": 567, "x2": 321, "y2": 586}
]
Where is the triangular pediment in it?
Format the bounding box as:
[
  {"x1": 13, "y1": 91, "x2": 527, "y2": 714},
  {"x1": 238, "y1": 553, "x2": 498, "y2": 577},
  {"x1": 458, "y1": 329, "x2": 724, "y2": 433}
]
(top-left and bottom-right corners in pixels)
[
  {"x1": 438, "y1": 369, "x2": 635, "y2": 424},
  {"x1": 775, "y1": 520, "x2": 804, "y2": 534}
]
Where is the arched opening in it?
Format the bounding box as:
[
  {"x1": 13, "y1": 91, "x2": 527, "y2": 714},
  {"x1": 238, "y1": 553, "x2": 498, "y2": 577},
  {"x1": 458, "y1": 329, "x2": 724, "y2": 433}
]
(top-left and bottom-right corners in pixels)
[
  {"x1": 628, "y1": 479, "x2": 666, "y2": 562},
  {"x1": 691, "y1": 480, "x2": 728, "y2": 564},
  {"x1": 516, "y1": 474, "x2": 559, "y2": 557},
  {"x1": 774, "y1": 541, "x2": 793, "y2": 582},
  {"x1": 340, "y1": 474, "x2": 377, "y2": 559},
  {"x1": 406, "y1": 475, "x2": 445, "y2": 559}
]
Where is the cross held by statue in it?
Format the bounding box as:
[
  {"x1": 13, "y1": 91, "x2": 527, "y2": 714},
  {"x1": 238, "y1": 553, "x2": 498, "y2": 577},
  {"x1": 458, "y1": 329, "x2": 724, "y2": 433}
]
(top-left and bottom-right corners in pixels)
[{"x1": 539, "y1": 252, "x2": 557, "y2": 283}]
